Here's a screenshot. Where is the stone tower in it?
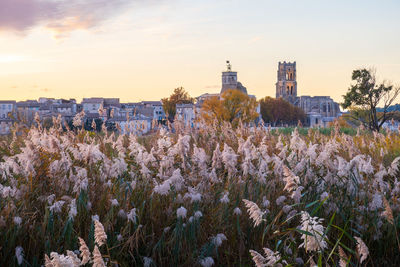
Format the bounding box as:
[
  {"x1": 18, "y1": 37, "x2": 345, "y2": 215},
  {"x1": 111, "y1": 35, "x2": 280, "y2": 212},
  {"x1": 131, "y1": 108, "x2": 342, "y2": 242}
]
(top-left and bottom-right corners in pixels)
[
  {"x1": 221, "y1": 61, "x2": 247, "y2": 94},
  {"x1": 276, "y1": 61, "x2": 297, "y2": 104}
]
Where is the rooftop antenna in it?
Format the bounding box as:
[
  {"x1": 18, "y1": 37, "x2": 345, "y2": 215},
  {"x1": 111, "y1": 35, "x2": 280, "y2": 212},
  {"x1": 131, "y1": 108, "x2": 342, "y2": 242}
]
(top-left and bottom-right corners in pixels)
[{"x1": 226, "y1": 60, "x2": 232, "y2": 71}]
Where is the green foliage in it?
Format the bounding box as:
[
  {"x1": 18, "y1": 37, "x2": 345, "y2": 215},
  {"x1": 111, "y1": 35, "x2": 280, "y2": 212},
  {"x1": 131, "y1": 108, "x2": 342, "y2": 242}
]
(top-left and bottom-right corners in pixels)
[{"x1": 341, "y1": 68, "x2": 400, "y2": 132}]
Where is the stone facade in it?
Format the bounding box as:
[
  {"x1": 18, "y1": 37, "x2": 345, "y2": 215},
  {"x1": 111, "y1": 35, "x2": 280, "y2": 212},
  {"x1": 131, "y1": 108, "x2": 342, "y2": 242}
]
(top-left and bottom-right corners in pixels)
[
  {"x1": 176, "y1": 103, "x2": 201, "y2": 127},
  {"x1": 0, "y1": 100, "x2": 15, "y2": 135},
  {"x1": 275, "y1": 61, "x2": 297, "y2": 103},
  {"x1": 220, "y1": 61, "x2": 247, "y2": 94},
  {"x1": 276, "y1": 61, "x2": 341, "y2": 127}
]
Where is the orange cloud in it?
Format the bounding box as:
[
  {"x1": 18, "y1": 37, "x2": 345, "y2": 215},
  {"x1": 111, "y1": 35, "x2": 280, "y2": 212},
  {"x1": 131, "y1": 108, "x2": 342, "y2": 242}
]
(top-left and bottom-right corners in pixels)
[{"x1": 0, "y1": 0, "x2": 137, "y2": 37}]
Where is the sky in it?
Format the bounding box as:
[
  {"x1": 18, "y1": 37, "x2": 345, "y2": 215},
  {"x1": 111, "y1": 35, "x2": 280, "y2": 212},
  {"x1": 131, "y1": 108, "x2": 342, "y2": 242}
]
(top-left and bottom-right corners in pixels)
[{"x1": 0, "y1": 0, "x2": 399, "y2": 103}]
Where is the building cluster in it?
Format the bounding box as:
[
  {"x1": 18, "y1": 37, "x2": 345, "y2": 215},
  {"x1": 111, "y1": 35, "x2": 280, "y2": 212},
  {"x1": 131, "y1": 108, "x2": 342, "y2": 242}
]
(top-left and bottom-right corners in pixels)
[
  {"x1": 178, "y1": 61, "x2": 261, "y2": 127},
  {"x1": 0, "y1": 98, "x2": 166, "y2": 135},
  {"x1": 0, "y1": 61, "x2": 342, "y2": 135},
  {"x1": 176, "y1": 61, "x2": 341, "y2": 128},
  {"x1": 276, "y1": 61, "x2": 341, "y2": 127}
]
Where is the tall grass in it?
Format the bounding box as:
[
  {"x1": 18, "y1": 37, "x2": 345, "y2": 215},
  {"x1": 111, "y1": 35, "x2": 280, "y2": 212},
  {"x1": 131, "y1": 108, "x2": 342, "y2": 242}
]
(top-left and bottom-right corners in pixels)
[{"x1": 0, "y1": 118, "x2": 400, "y2": 266}]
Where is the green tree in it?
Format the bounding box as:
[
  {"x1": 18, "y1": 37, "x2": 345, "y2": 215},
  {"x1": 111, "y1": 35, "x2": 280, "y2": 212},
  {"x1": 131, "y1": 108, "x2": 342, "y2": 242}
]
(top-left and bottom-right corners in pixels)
[
  {"x1": 162, "y1": 87, "x2": 194, "y2": 122},
  {"x1": 341, "y1": 68, "x2": 400, "y2": 132}
]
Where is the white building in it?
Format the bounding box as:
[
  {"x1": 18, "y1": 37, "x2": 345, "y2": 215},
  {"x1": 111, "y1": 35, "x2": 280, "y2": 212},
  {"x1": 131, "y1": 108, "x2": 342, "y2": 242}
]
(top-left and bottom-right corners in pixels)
[
  {"x1": 0, "y1": 101, "x2": 16, "y2": 134},
  {"x1": 82, "y1": 98, "x2": 105, "y2": 114},
  {"x1": 0, "y1": 119, "x2": 13, "y2": 135},
  {"x1": 176, "y1": 104, "x2": 199, "y2": 127},
  {"x1": 107, "y1": 115, "x2": 153, "y2": 135},
  {"x1": 140, "y1": 101, "x2": 166, "y2": 121},
  {"x1": 0, "y1": 101, "x2": 16, "y2": 119}
]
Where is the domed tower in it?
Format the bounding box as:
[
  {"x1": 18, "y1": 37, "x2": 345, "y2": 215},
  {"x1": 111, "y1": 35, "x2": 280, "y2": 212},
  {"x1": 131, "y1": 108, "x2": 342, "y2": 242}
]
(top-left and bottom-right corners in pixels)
[
  {"x1": 221, "y1": 61, "x2": 247, "y2": 94},
  {"x1": 276, "y1": 61, "x2": 297, "y2": 104}
]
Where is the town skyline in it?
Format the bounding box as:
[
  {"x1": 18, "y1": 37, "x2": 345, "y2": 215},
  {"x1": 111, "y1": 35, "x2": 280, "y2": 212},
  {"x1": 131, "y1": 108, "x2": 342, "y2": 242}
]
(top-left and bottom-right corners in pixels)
[
  {"x1": 0, "y1": 0, "x2": 399, "y2": 103},
  {"x1": 0, "y1": 59, "x2": 397, "y2": 103}
]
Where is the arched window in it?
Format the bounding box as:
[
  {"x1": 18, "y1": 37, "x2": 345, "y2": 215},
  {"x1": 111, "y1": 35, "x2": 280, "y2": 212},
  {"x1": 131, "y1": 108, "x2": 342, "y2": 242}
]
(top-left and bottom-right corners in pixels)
[
  {"x1": 290, "y1": 86, "x2": 293, "y2": 95},
  {"x1": 290, "y1": 73, "x2": 293, "y2": 80},
  {"x1": 287, "y1": 86, "x2": 289, "y2": 94}
]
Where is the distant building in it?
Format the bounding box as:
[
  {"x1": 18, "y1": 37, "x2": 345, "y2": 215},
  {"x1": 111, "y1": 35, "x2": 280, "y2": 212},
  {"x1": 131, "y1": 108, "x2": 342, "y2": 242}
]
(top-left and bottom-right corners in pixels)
[
  {"x1": 382, "y1": 120, "x2": 400, "y2": 132},
  {"x1": 82, "y1": 97, "x2": 121, "y2": 120},
  {"x1": 104, "y1": 98, "x2": 121, "y2": 117},
  {"x1": 176, "y1": 103, "x2": 200, "y2": 127},
  {"x1": 275, "y1": 62, "x2": 297, "y2": 104},
  {"x1": 194, "y1": 61, "x2": 260, "y2": 125},
  {"x1": 275, "y1": 61, "x2": 341, "y2": 127},
  {"x1": 0, "y1": 118, "x2": 13, "y2": 135},
  {"x1": 107, "y1": 115, "x2": 152, "y2": 135},
  {"x1": 0, "y1": 100, "x2": 16, "y2": 119},
  {"x1": 139, "y1": 101, "x2": 166, "y2": 121},
  {"x1": 221, "y1": 61, "x2": 248, "y2": 94},
  {"x1": 196, "y1": 93, "x2": 220, "y2": 104},
  {"x1": 82, "y1": 98, "x2": 105, "y2": 114},
  {"x1": 16, "y1": 100, "x2": 41, "y2": 124}
]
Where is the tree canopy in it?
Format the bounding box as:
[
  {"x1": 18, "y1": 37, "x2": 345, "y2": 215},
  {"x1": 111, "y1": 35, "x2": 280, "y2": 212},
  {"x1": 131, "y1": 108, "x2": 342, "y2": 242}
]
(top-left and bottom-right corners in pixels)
[
  {"x1": 162, "y1": 87, "x2": 194, "y2": 121},
  {"x1": 341, "y1": 68, "x2": 400, "y2": 132},
  {"x1": 259, "y1": 97, "x2": 306, "y2": 126},
  {"x1": 200, "y1": 89, "x2": 259, "y2": 127}
]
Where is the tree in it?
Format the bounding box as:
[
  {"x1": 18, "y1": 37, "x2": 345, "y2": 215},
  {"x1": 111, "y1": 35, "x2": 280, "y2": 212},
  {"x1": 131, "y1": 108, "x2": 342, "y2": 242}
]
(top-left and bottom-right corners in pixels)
[
  {"x1": 200, "y1": 89, "x2": 259, "y2": 127},
  {"x1": 341, "y1": 68, "x2": 400, "y2": 132},
  {"x1": 259, "y1": 97, "x2": 306, "y2": 126},
  {"x1": 327, "y1": 116, "x2": 352, "y2": 128},
  {"x1": 200, "y1": 96, "x2": 225, "y2": 125},
  {"x1": 162, "y1": 87, "x2": 194, "y2": 122}
]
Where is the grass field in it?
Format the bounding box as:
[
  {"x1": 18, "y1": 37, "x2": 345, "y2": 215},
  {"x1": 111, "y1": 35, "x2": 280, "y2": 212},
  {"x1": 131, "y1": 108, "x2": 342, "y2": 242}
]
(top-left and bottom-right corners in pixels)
[{"x1": 1, "y1": 120, "x2": 399, "y2": 266}]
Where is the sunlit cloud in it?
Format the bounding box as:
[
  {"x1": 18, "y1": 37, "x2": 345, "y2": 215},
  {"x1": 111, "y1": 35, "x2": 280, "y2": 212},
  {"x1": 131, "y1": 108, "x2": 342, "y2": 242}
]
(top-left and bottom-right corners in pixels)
[{"x1": 0, "y1": 0, "x2": 144, "y2": 38}]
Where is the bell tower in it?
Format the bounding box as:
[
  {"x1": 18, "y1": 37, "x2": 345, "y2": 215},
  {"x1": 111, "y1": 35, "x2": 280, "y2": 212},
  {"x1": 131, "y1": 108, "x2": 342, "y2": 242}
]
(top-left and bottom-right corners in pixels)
[
  {"x1": 221, "y1": 60, "x2": 238, "y2": 94},
  {"x1": 221, "y1": 60, "x2": 247, "y2": 94},
  {"x1": 276, "y1": 61, "x2": 297, "y2": 104}
]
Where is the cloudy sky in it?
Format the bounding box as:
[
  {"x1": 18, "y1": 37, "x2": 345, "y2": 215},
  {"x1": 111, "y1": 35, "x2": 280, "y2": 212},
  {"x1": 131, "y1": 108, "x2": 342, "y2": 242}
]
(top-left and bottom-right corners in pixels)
[{"x1": 0, "y1": 0, "x2": 399, "y2": 102}]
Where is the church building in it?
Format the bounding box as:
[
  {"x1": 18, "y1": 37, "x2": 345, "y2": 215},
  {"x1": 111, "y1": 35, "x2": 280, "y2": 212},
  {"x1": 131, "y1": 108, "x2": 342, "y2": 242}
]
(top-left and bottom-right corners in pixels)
[
  {"x1": 220, "y1": 61, "x2": 248, "y2": 94},
  {"x1": 276, "y1": 61, "x2": 341, "y2": 127}
]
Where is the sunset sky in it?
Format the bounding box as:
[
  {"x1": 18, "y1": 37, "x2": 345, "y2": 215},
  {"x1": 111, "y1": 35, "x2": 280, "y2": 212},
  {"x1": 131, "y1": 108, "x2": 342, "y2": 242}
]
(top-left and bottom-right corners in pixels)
[{"x1": 0, "y1": 0, "x2": 399, "y2": 103}]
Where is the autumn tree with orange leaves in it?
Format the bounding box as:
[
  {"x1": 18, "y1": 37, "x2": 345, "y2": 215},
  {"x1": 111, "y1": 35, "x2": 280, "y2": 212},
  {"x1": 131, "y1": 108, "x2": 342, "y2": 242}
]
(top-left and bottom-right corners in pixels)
[{"x1": 200, "y1": 89, "x2": 259, "y2": 127}]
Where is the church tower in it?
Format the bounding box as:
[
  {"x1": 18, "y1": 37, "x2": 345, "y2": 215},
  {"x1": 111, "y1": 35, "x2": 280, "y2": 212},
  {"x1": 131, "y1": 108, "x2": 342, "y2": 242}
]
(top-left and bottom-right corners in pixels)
[
  {"x1": 276, "y1": 61, "x2": 297, "y2": 104},
  {"x1": 221, "y1": 61, "x2": 247, "y2": 94}
]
